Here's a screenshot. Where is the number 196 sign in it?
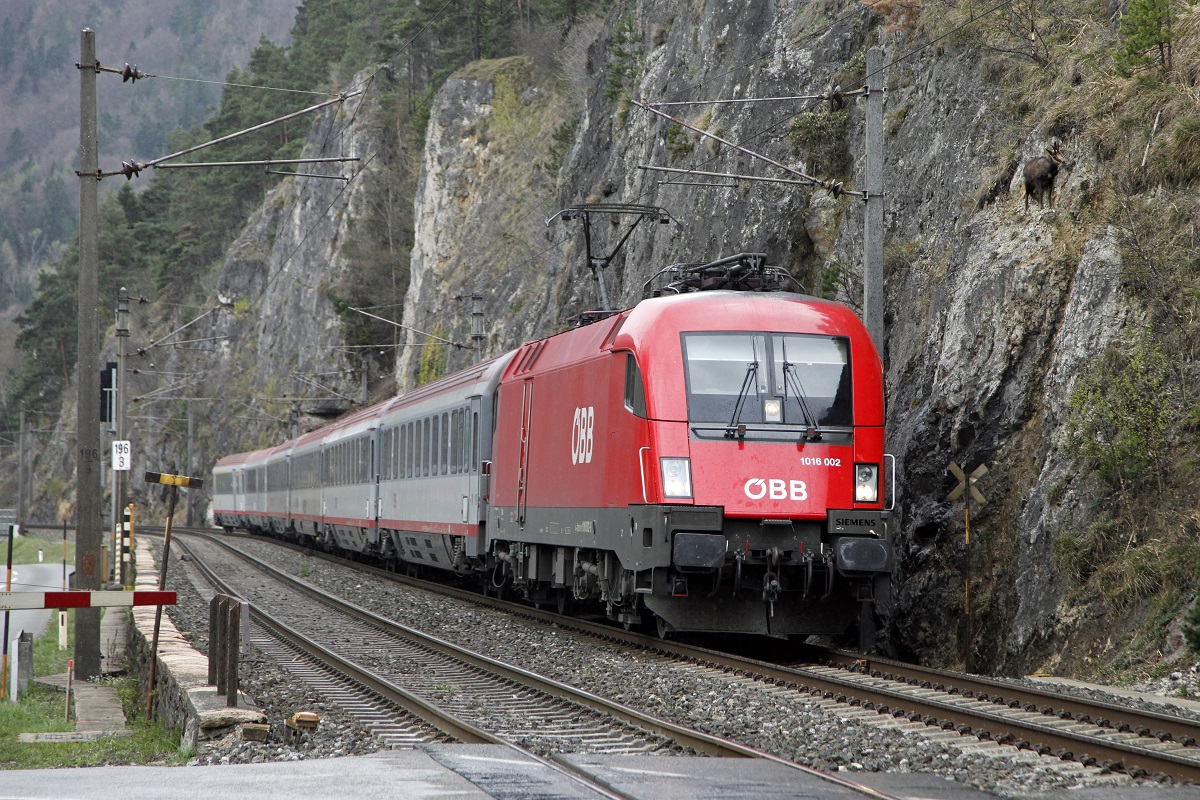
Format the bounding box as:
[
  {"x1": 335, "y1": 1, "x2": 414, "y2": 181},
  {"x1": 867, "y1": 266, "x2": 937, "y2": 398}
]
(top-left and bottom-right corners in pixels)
[{"x1": 112, "y1": 440, "x2": 131, "y2": 471}]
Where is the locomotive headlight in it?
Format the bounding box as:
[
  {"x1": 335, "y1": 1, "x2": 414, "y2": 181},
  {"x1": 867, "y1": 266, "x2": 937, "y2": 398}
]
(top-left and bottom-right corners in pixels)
[
  {"x1": 763, "y1": 398, "x2": 782, "y2": 423},
  {"x1": 855, "y1": 463, "x2": 879, "y2": 503},
  {"x1": 660, "y1": 457, "x2": 693, "y2": 499}
]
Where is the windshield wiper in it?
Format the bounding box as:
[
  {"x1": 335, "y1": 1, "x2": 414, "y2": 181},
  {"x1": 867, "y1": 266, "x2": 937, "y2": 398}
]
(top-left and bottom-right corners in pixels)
[
  {"x1": 782, "y1": 361, "x2": 823, "y2": 442},
  {"x1": 725, "y1": 361, "x2": 759, "y2": 439}
]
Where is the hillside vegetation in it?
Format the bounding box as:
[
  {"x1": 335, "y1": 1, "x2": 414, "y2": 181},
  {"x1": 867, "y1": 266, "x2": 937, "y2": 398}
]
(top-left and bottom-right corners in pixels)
[{"x1": 0, "y1": 0, "x2": 610, "y2": 430}]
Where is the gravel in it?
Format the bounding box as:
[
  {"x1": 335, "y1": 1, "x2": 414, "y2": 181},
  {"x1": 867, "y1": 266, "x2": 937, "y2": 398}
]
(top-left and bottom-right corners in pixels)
[{"x1": 160, "y1": 536, "x2": 1187, "y2": 796}]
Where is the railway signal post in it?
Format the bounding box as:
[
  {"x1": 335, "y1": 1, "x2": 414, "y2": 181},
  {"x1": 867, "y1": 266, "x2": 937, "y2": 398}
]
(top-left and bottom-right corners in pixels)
[
  {"x1": 143, "y1": 471, "x2": 203, "y2": 720},
  {"x1": 948, "y1": 461, "x2": 988, "y2": 670}
]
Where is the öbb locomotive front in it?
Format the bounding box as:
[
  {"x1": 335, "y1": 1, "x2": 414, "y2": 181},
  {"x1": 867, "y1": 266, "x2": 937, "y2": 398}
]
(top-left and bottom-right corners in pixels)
[{"x1": 213, "y1": 255, "x2": 893, "y2": 641}]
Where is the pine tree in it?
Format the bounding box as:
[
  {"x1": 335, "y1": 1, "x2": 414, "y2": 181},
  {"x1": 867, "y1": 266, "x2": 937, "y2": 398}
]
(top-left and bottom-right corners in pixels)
[{"x1": 1116, "y1": 0, "x2": 1175, "y2": 77}]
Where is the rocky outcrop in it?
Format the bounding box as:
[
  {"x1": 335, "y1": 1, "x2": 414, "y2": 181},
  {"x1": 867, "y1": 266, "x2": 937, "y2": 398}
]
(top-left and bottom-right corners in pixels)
[{"x1": 392, "y1": 4, "x2": 1140, "y2": 672}]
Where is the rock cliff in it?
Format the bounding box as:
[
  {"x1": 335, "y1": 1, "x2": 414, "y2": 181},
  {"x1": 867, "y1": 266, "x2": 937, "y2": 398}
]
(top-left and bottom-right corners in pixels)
[{"x1": 386, "y1": 2, "x2": 1148, "y2": 673}]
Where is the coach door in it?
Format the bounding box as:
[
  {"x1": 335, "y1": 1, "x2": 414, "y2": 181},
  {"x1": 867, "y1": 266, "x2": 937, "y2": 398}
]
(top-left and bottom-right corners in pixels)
[{"x1": 517, "y1": 380, "x2": 533, "y2": 526}]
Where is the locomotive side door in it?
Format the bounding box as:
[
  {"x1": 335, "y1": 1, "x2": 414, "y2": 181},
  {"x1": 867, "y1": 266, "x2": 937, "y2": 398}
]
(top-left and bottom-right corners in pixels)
[{"x1": 517, "y1": 379, "x2": 533, "y2": 526}]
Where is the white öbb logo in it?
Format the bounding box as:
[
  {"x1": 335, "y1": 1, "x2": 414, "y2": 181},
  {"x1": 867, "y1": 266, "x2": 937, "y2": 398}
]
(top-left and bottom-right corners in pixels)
[
  {"x1": 744, "y1": 478, "x2": 808, "y2": 501},
  {"x1": 571, "y1": 406, "x2": 594, "y2": 465}
]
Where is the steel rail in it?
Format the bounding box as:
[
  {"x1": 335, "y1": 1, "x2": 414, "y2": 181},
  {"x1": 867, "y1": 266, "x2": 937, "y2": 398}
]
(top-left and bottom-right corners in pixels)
[
  {"x1": 815, "y1": 648, "x2": 1200, "y2": 749},
  {"x1": 173, "y1": 535, "x2": 634, "y2": 800},
  {"x1": 183, "y1": 529, "x2": 1200, "y2": 784},
  {"x1": 174, "y1": 529, "x2": 906, "y2": 800},
  {"x1": 175, "y1": 535, "x2": 498, "y2": 746},
  {"x1": 183, "y1": 531, "x2": 762, "y2": 759}
]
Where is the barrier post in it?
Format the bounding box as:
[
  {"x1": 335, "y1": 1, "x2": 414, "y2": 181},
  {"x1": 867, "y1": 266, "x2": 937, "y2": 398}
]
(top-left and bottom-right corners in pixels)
[
  {"x1": 120, "y1": 504, "x2": 134, "y2": 588},
  {"x1": 2, "y1": 522, "x2": 15, "y2": 700},
  {"x1": 224, "y1": 599, "x2": 239, "y2": 708}
]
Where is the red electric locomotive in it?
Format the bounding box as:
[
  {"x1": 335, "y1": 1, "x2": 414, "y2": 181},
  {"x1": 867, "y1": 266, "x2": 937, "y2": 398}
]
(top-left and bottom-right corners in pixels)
[{"x1": 485, "y1": 254, "x2": 892, "y2": 640}]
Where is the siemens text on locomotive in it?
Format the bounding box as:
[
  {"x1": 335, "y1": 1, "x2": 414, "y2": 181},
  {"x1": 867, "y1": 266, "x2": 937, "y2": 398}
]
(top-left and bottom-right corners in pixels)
[{"x1": 213, "y1": 254, "x2": 893, "y2": 640}]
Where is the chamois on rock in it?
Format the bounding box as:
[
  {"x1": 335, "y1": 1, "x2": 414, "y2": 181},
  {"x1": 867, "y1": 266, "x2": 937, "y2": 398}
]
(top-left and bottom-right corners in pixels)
[{"x1": 1024, "y1": 142, "x2": 1065, "y2": 212}]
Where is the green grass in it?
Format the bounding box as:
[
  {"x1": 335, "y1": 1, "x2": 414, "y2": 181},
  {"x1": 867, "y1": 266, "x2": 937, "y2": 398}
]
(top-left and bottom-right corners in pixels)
[
  {"x1": 0, "y1": 606, "x2": 187, "y2": 768},
  {"x1": 0, "y1": 679, "x2": 186, "y2": 768},
  {"x1": 1, "y1": 530, "x2": 75, "y2": 569}
]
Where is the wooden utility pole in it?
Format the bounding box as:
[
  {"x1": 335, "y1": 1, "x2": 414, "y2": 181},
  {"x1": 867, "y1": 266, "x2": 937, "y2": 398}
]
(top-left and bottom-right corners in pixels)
[
  {"x1": 75, "y1": 28, "x2": 103, "y2": 680},
  {"x1": 17, "y1": 406, "x2": 25, "y2": 527},
  {"x1": 863, "y1": 47, "x2": 885, "y2": 354}
]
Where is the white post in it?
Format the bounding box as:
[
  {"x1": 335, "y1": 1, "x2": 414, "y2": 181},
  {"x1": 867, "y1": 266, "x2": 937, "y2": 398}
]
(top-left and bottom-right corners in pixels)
[{"x1": 8, "y1": 635, "x2": 17, "y2": 703}]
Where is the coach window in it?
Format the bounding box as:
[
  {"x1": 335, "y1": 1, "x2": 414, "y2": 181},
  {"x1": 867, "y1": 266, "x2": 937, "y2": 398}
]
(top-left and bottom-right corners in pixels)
[
  {"x1": 415, "y1": 421, "x2": 422, "y2": 477},
  {"x1": 441, "y1": 412, "x2": 449, "y2": 475},
  {"x1": 432, "y1": 415, "x2": 441, "y2": 475},
  {"x1": 382, "y1": 429, "x2": 391, "y2": 480},
  {"x1": 624, "y1": 353, "x2": 647, "y2": 418},
  {"x1": 392, "y1": 427, "x2": 399, "y2": 480},
  {"x1": 409, "y1": 426, "x2": 416, "y2": 479},
  {"x1": 460, "y1": 408, "x2": 469, "y2": 473},
  {"x1": 472, "y1": 411, "x2": 479, "y2": 472},
  {"x1": 423, "y1": 417, "x2": 431, "y2": 476},
  {"x1": 408, "y1": 422, "x2": 415, "y2": 478},
  {"x1": 450, "y1": 410, "x2": 459, "y2": 474},
  {"x1": 402, "y1": 423, "x2": 410, "y2": 479},
  {"x1": 459, "y1": 409, "x2": 468, "y2": 473},
  {"x1": 384, "y1": 429, "x2": 392, "y2": 480},
  {"x1": 405, "y1": 424, "x2": 411, "y2": 479}
]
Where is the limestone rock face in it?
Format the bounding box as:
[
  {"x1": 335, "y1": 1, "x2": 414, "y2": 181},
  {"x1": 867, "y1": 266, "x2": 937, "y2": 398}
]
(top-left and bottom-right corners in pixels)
[{"x1": 391, "y1": 6, "x2": 1134, "y2": 671}]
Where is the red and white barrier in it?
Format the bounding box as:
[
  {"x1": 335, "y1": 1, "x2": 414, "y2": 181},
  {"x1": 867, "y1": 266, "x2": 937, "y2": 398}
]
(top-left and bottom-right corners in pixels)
[{"x1": 0, "y1": 591, "x2": 176, "y2": 611}]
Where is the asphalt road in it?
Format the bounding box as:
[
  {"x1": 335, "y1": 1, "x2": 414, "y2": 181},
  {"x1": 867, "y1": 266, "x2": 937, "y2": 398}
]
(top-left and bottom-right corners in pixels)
[{"x1": 3, "y1": 561, "x2": 74, "y2": 643}]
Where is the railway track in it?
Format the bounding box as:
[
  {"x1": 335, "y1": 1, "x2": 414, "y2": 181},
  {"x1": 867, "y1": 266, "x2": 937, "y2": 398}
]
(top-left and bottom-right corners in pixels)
[
  {"x1": 810, "y1": 649, "x2": 1200, "y2": 775},
  {"x1": 171, "y1": 530, "x2": 902, "y2": 800},
  {"x1": 170, "y1": 528, "x2": 1200, "y2": 787}
]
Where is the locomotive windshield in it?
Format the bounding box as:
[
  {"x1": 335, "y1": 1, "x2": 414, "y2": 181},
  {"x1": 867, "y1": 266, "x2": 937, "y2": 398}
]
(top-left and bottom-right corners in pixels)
[{"x1": 681, "y1": 332, "x2": 853, "y2": 430}]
